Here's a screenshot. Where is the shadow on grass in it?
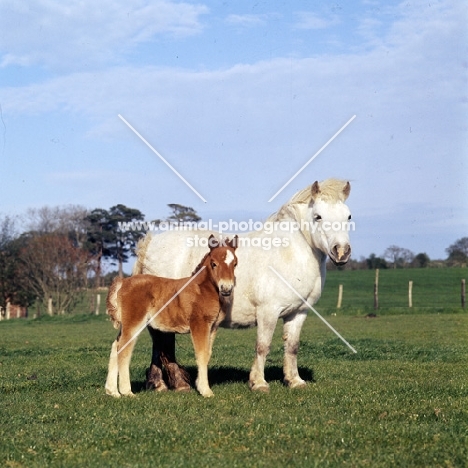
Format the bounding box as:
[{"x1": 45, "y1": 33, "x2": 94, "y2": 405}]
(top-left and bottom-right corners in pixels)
[{"x1": 131, "y1": 365, "x2": 315, "y2": 394}]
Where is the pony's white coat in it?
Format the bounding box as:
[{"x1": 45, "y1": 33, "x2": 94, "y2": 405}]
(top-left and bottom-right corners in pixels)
[{"x1": 134, "y1": 179, "x2": 352, "y2": 391}]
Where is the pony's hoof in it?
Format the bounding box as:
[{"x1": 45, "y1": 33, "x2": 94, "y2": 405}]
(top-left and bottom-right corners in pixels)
[
  {"x1": 249, "y1": 381, "x2": 270, "y2": 393},
  {"x1": 287, "y1": 378, "x2": 307, "y2": 389},
  {"x1": 147, "y1": 381, "x2": 169, "y2": 392},
  {"x1": 121, "y1": 391, "x2": 135, "y2": 397},
  {"x1": 105, "y1": 389, "x2": 121, "y2": 398},
  {"x1": 174, "y1": 384, "x2": 191, "y2": 393},
  {"x1": 200, "y1": 390, "x2": 214, "y2": 398}
]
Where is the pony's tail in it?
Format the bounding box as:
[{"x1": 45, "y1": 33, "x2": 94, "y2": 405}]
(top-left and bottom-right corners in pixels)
[
  {"x1": 132, "y1": 234, "x2": 151, "y2": 275},
  {"x1": 107, "y1": 277, "x2": 123, "y2": 329}
]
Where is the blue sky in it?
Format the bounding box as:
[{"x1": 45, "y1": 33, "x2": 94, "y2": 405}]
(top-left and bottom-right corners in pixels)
[{"x1": 0, "y1": 0, "x2": 467, "y2": 262}]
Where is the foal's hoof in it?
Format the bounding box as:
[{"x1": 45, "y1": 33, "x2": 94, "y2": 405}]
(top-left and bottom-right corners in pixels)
[
  {"x1": 200, "y1": 389, "x2": 214, "y2": 398},
  {"x1": 105, "y1": 389, "x2": 121, "y2": 398}
]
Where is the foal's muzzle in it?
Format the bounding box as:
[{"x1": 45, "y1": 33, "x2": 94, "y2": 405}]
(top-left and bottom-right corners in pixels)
[{"x1": 219, "y1": 284, "x2": 234, "y2": 297}]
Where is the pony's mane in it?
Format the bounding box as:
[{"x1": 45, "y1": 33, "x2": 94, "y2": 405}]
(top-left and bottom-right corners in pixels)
[{"x1": 266, "y1": 178, "x2": 348, "y2": 222}]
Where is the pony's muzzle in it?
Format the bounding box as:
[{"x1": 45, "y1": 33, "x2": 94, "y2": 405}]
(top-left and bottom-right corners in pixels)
[{"x1": 330, "y1": 243, "x2": 351, "y2": 265}]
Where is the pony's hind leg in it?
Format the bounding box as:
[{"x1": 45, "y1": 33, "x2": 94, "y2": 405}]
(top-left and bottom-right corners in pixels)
[
  {"x1": 105, "y1": 339, "x2": 121, "y2": 397},
  {"x1": 149, "y1": 330, "x2": 191, "y2": 392},
  {"x1": 117, "y1": 328, "x2": 138, "y2": 396},
  {"x1": 282, "y1": 312, "x2": 308, "y2": 389},
  {"x1": 146, "y1": 327, "x2": 168, "y2": 392}
]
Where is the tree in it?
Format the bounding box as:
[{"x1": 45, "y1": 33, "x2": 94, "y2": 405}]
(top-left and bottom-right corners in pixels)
[
  {"x1": 25, "y1": 205, "x2": 89, "y2": 246},
  {"x1": 383, "y1": 245, "x2": 414, "y2": 269},
  {"x1": 446, "y1": 237, "x2": 468, "y2": 266},
  {"x1": 166, "y1": 204, "x2": 201, "y2": 224},
  {"x1": 84, "y1": 208, "x2": 113, "y2": 288},
  {"x1": 20, "y1": 233, "x2": 89, "y2": 315},
  {"x1": 413, "y1": 252, "x2": 430, "y2": 268},
  {"x1": 366, "y1": 253, "x2": 387, "y2": 269},
  {"x1": 0, "y1": 217, "x2": 35, "y2": 316},
  {"x1": 107, "y1": 205, "x2": 145, "y2": 277}
]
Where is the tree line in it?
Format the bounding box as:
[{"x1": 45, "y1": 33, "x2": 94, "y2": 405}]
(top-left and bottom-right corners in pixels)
[
  {"x1": 329, "y1": 239, "x2": 468, "y2": 271},
  {"x1": 0, "y1": 202, "x2": 466, "y2": 315},
  {"x1": 0, "y1": 203, "x2": 199, "y2": 316}
]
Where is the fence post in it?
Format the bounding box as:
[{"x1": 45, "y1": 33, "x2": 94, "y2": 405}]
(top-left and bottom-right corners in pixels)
[
  {"x1": 95, "y1": 293, "x2": 101, "y2": 315},
  {"x1": 374, "y1": 269, "x2": 379, "y2": 310},
  {"x1": 462, "y1": 279, "x2": 466, "y2": 309},
  {"x1": 48, "y1": 297, "x2": 53, "y2": 316},
  {"x1": 337, "y1": 284, "x2": 343, "y2": 309},
  {"x1": 408, "y1": 280, "x2": 413, "y2": 308}
]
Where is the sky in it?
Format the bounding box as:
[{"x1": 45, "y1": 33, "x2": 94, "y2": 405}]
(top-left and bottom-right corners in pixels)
[{"x1": 0, "y1": 0, "x2": 467, "y2": 263}]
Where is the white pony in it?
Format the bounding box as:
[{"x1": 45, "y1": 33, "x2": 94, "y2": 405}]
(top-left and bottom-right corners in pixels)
[{"x1": 133, "y1": 179, "x2": 352, "y2": 392}]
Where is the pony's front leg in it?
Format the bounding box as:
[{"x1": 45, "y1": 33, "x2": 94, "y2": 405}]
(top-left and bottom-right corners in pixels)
[
  {"x1": 105, "y1": 339, "x2": 121, "y2": 397},
  {"x1": 249, "y1": 311, "x2": 277, "y2": 392},
  {"x1": 190, "y1": 322, "x2": 214, "y2": 397},
  {"x1": 282, "y1": 312, "x2": 308, "y2": 389}
]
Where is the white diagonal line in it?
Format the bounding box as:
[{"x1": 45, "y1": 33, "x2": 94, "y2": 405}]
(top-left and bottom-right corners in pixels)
[
  {"x1": 118, "y1": 114, "x2": 207, "y2": 203},
  {"x1": 268, "y1": 266, "x2": 357, "y2": 353},
  {"x1": 118, "y1": 266, "x2": 206, "y2": 355},
  {"x1": 268, "y1": 114, "x2": 356, "y2": 203}
]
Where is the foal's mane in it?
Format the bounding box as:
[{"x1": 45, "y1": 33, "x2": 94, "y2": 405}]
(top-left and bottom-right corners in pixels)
[
  {"x1": 191, "y1": 251, "x2": 211, "y2": 276},
  {"x1": 266, "y1": 178, "x2": 348, "y2": 222}
]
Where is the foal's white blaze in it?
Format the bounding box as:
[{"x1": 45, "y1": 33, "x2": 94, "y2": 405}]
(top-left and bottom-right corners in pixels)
[{"x1": 224, "y1": 250, "x2": 235, "y2": 266}]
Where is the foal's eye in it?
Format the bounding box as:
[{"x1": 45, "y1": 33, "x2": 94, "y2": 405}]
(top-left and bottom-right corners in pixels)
[
  {"x1": 314, "y1": 214, "x2": 322, "y2": 222},
  {"x1": 211, "y1": 262, "x2": 217, "y2": 269}
]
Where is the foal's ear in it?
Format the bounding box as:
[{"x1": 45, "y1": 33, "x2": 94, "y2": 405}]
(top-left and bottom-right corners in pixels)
[
  {"x1": 227, "y1": 235, "x2": 238, "y2": 250},
  {"x1": 208, "y1": 234, "x2": 220, "y2": 250},
  {"x1": 311, "y1": 181, "x2": 320, "y2": 200},
  {"x1": 343, "y1": 181, "x2": 351, "y2": 200}
]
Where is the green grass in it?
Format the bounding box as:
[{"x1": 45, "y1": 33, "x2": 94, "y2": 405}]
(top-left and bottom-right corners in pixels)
[
  {"x1": 318, "y1": 267, "x2": 467, "y2": 314},
  {"x1": 1, "y1": 312, "x2": 467, "y2": 467}
]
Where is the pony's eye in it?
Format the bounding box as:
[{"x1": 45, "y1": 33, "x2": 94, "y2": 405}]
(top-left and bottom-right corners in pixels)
[
  {"x1": 211, "y1": 262, "x2": 217, "y2": 269},
  {"x1": 314, "y1": 214, "x2": 322, "y2": 222}
]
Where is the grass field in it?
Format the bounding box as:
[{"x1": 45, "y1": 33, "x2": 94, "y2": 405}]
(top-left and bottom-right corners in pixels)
[
  {"x1": 1, "y1": 310, "x2": 467, "y2": 467},
  {"x1": 318, "y1": 267, "x2": 467, "y2": 313}
]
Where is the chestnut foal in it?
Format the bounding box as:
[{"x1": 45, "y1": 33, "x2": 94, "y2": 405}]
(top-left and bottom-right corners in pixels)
[{"x1": 105, "y1": 235, "x2": 238, "y2": 398}]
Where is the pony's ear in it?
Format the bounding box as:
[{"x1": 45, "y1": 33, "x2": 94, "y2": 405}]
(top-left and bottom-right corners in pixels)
[
  {"x1": 311, "y1": 181, "x2": 321, "y2": 200},
  {"x1": 343, "y1": 181, "x2": 351, "y2": 200},
  {"x1": 208, "y1": 234, "x2": 219, "y2": 250},
  {"x1": 227, "y1": 235, "x2": 238, "y2": 250}
]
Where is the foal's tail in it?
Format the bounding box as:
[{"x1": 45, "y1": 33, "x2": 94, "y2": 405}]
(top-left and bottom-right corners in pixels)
[{"x1": 107, "y1": 277, "x2": 123, "y2": 329}]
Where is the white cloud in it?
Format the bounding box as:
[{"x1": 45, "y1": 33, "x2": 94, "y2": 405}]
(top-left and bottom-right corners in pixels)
[
  {"x1": 0, "y1": 0, "x2": 209, "y2": 69},
  {"x1": 225, "y1": 14, "x2": 269, "y2": 27},
  {"x1": 293, "y1": 11, "x2": 340, "y2": 30},
  {"x1": 0, "y1": 0, "x2": 466, "y2": 258}
]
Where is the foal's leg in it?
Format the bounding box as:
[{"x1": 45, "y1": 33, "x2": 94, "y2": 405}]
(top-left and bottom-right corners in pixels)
[
  {"x1": 105, "y1": 338, "x2": 121, "y2": 397},
  {"x1": 190, "y1": 321, "x2": 213, "y2": 397},
  {"x1": 282, "y1": 312, "x2": 308, "y2": 388},
  {"x1": 145, "y1": 327, "x2": 168, "y2": 392},
  {"x1": 117, "y1": 328, "x2": 138, "y2": 396},
  {"x1": 249, "y1": 309, "x2": 278, "y2": 392}
]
